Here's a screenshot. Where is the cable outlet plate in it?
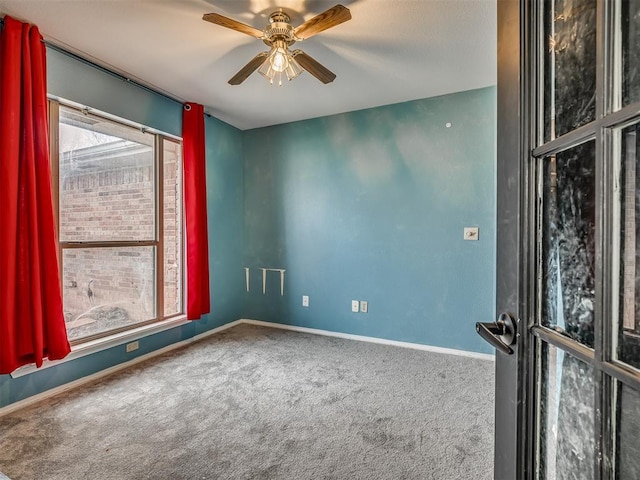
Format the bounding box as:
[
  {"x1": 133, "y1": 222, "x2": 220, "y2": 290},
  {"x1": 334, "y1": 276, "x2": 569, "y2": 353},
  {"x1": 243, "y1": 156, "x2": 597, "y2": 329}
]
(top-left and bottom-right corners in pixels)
[
  {"x1": 302, "y1": 295, "x2": 309, "y2": 307},
  {"x1": 351, "y1": 300, "x2": 359, "y2": 313},
  {"x1": 126, "y1": 341, "x2": 139, "y2": 353}
]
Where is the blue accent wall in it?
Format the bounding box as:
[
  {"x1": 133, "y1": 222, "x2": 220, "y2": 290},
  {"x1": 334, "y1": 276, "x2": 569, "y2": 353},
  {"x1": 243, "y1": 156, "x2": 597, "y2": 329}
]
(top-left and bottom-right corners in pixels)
[
  {"x1": 242, "y1": 87, "x2": 496, "y2": 354},
  {"x1": 0, "y1": 48, "x2": 245, "y2": 408},
  {"x1": 1, "y1": 48, "x2": 496, "y2": 409},
  {"x1": 47, "y1": 48, "x2": 182, "y2": 137}
]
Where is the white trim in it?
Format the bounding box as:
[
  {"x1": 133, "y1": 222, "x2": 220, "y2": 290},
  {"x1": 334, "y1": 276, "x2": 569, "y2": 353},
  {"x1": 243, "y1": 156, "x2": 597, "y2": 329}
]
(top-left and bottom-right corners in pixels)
[
  {"x1": 0, "y1": 320, "x2": 242, "y2": 417},
  {"x1": 2, "y1": 318, "x2": 493, "y2": 417},
  {"x1": 10, "y1": 317, "x2": 494, "y2": 379},
  {"x1": 11, "y1": 316, "x2": 193, "y2": 378},
  {"x1": 241, "y1": 319, "x2": 496, "y2": 361}
]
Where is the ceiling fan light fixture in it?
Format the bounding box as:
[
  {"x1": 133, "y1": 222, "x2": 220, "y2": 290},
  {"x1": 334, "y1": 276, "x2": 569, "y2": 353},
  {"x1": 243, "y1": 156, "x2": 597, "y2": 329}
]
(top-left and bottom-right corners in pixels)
[
  {"x1": 285, "y1": 56, "x2": 303, "y2": 79},
  {"x1": 258, "y1": 42, "x2": 302, "y2": 86},
  {"x1": 258, "y1": 61, "x2": 278, "y2": 84},
  {"x1": 269, "y1": 42, "x2": 289, "y2": 73}
]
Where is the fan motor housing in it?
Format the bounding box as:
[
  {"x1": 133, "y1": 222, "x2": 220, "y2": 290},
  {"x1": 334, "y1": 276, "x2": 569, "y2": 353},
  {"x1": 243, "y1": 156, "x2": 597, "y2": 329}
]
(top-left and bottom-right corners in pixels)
[{"x1": 263, "y1": 10, "x2": 296, "y2": 46}]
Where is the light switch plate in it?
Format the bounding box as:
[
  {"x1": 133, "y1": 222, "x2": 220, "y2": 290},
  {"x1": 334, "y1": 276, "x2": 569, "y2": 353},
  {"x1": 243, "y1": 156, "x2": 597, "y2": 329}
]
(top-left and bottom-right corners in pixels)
[
  {"x1": 302, "y1": 295, "x2": 309, "y2": 307},
  {"x1": 464, "y1": 227, "x2": 479, "y2": 241}
]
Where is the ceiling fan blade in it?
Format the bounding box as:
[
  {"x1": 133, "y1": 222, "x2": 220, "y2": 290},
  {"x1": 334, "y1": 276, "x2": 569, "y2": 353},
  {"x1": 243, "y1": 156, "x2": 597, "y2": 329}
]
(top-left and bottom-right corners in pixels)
[
  {"x1": 293, "y1": 51, "x2": 336, "y2": 84},
  {"x1": 203, "y1": 13, "x2": 264, "y2": 39},
  {"x1": 228, "y1": 52, "x2": 268, "y2": 85},
  {"x1": 294, "y1": 4, "x2": 351, "y2": 40}
]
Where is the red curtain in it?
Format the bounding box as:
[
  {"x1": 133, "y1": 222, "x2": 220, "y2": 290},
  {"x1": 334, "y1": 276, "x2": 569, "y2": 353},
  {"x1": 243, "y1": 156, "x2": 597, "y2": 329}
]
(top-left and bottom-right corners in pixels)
[
  {"x1": 0, "y1": 16, "x2": 71, "y2": 374},
  {"x1": 182, "y1": 103, "x2": 211, "y2": 320}
]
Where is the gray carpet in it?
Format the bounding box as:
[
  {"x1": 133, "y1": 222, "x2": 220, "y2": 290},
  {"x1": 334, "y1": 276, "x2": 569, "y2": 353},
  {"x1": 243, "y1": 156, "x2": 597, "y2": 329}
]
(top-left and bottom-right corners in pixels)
[{"x1": 0, "y1": 324, "x2": 494, "y2": 479}]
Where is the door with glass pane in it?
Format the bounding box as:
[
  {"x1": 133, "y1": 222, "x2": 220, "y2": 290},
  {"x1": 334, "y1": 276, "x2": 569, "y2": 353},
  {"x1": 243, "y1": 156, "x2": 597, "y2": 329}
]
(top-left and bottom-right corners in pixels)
[{"x1": 490, "y1": 0, "x2": 640, "y2": 478}]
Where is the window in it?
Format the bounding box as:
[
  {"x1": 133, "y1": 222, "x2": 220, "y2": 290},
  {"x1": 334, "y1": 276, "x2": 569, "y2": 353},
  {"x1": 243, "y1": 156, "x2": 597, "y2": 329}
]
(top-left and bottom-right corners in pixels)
[{"x1": 50, "y1": 101, "x2": 183, "y2": 344}]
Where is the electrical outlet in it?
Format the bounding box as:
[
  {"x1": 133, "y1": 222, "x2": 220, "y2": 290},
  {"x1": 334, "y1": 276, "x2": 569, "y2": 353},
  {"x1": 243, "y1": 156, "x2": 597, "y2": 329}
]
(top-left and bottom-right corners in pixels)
[
  {"x1": 351, "y1": 300, "x2": 359, "y2": 313},
  {"x1": 126, "y1": 341, "x2": 139, "y2": 353},
  {"x1": 360, "y1": 301, "x2": 368, "y2": 313},
  {"x1": 302, "y1": 295, "x2": 309, "y2": 307}
]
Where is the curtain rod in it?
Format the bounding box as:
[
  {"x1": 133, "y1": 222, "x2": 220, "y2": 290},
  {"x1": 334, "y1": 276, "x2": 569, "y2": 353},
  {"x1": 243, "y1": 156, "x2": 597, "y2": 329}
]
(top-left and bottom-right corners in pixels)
[
  {"x1": 1, "y1": 16, "x2": 212, "y2": 117},
  {"x1": 45, "y1": 41, "x2": 213, "y2": 118},
  {"x1": 0, "y1": 16, "x2": 179, "y2": 104},
  {"x1": 44, "y1": 42, "x2": 185, "y2": 107}
]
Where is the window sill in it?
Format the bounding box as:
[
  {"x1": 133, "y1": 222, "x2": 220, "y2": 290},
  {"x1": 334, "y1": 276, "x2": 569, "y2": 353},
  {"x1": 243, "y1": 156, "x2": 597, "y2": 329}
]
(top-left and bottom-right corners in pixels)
[{"x1": 10, "y1": 315, "x2": 189, "y2": 378}]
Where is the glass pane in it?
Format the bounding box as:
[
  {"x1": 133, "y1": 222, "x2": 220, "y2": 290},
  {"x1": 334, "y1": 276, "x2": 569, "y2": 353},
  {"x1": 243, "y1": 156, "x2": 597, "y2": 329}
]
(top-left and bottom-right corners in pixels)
[
  {"x1": 538, "y1": 343, "x2": 595, "y2": 480},
  {"x1": 62, "y1": 247, "x2": 156, "y2": 341},
  {"x1": 620, "y1": 0, "x2": 640, "y2": 107},
  {"x1": 541, "y1": 142, "x2": 596, "y2": 348},
  {"x1": 615, "y1": 382, "x2": 640, "y2": 479},
  {"x1": 543, "y1": 0, "x2": 597, "y2": 141},
  {"x1": 616, "y1": 123, "x2": 640, "y2": 369},
  {"x1": 59, "y1": 106, "x2": 155, "y2": 242},
  {"x1": 163, "y1": 139, "x2": 182, "y2": 316}
]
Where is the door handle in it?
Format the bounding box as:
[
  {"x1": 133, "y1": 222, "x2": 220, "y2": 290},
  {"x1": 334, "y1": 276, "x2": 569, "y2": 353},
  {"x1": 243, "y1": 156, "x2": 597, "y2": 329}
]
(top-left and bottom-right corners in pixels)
[{"x1": 476, "y1": 312, "x2": 517, "y2": 355}]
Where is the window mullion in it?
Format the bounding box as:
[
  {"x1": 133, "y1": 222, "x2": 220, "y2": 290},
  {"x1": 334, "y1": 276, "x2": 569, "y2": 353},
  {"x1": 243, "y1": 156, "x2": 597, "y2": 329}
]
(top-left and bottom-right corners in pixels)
[
  {"x1": 49, "y1": 100, "x2": 62, "y2": 279},
  {"x1": 156, "y1": 135, "x2": 164, "y2": 321},
  {"x1": 61, "y1": 240, "x2": 158, "y2": 248}
]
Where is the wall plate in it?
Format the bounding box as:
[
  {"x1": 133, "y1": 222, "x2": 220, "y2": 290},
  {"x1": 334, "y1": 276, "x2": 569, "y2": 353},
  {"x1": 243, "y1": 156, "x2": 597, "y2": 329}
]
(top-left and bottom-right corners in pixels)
[{"x1": 464, "y1": 227, "x2": 479, "y2": 241}]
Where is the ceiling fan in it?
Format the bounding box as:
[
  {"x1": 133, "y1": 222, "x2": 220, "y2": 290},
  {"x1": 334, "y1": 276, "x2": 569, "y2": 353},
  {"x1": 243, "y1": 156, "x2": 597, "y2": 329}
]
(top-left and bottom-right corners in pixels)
[{"x1": 203, "y1": 4, "x2": 351, "y2": 86}]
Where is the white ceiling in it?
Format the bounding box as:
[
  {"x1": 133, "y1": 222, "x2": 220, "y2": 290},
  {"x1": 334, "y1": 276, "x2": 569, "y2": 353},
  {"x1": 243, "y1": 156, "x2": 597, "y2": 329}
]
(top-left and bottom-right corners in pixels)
[{"x1": 0, "y1": 0, "x2": 496, "y2": 130}]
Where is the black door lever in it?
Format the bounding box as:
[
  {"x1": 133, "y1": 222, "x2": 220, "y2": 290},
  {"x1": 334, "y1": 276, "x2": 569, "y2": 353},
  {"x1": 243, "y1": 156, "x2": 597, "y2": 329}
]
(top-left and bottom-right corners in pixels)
[{"x1": 476, "y1": 312, "x2": 517, "y2": 355}]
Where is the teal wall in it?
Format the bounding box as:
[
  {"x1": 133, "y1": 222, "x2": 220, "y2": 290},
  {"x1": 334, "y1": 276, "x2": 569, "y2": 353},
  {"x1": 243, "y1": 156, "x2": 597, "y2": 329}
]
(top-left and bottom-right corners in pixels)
[
  {"x1": 0, "y1": 47, "x2": 245, "y2": 408},
  {"x1": 242, "y1": 87, "x2": 496, "y2": 354},
  {"x1": 0, "y1": 49, "x2": 496, "y2": 409},
  {"x1": 47, "y1": 48, "x2": 182, "y2": 137}
]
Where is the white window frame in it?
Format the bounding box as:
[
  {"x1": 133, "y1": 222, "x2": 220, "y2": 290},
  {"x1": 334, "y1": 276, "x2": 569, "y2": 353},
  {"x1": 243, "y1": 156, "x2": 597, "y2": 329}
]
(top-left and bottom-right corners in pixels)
[{"x1": 48, "y1": 98, "x2": 186, "y2": 346}]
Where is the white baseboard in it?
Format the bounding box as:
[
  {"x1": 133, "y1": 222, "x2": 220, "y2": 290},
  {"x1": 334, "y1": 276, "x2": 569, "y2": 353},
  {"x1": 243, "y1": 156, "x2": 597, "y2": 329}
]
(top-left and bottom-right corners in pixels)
[
  {"x1": 0, "y1": 320, "x2": 243, "y2": 418},
  {"x1": 1, "y1": 318, "x2": 493, "y2": 417},
  {"x1": 241, "y1": 319, "x2": 495, "y2": 361}
]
